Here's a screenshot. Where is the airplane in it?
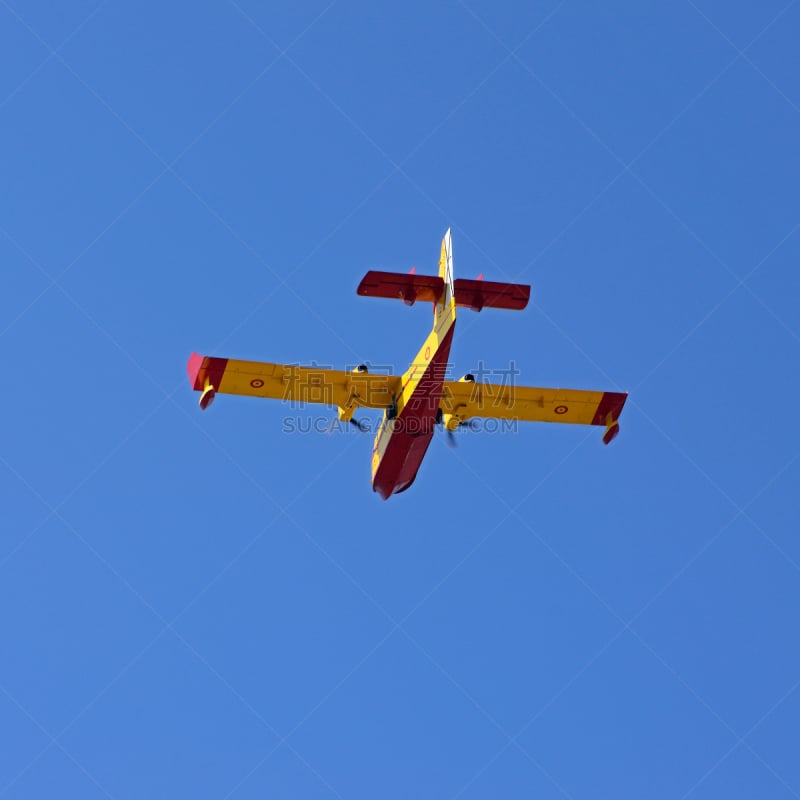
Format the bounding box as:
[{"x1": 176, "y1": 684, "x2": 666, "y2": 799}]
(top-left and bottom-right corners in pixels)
[{"x1": 187, "y1": 229, "x2": 627, "y2": 500}]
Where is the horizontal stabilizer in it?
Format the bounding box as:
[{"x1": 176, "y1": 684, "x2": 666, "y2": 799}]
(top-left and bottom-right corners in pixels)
[
  {"x1": 453, "y1": 278, "x2": 530, "y2": 311},
  {"x1": 358, "y1": 270, "x2": 530, "y2": 310},
  {"x1": 357, "y1": 270, "x2": 444, "y2": 306}
]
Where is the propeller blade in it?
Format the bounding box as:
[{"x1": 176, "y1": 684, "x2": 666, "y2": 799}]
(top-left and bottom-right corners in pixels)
[{"x1": 349, "y1": 418, "x2": 368, "y2": 433}]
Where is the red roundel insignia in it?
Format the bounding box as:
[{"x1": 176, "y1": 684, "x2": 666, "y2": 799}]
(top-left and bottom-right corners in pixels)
[
  {"x1": 250, "y1": 378, "x2": 265, "y2": 388},
  {"x1": 554, "y1": 405, "x2": 568, "y2": 415}
]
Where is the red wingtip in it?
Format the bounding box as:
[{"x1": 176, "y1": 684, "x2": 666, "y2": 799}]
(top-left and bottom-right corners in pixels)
[
  {"x1": 187, "y1": 352, "x2": 229, "y2": 403},
  {"x1": 187, "y1": 352, "x2": 204, "y2": 389},
  {"x1": 477, "y1": 273, "x2": 483, "y2": 281},
  {"x1": 591, "y1": 391, "x2": 628, "y2": 427},
  {"x1": 409, "y1": 266, "x2": 416, "y2": 274}
]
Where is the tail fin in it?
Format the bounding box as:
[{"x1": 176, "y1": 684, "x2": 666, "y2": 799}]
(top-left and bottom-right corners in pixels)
[{"x1": 435, "y1": 228, "x2": 456, "y2": 326}]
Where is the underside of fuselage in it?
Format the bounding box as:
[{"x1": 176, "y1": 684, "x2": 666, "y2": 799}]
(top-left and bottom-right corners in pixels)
[{"x1": 371, "y1": 324, "x2": 455, "y2": 500}]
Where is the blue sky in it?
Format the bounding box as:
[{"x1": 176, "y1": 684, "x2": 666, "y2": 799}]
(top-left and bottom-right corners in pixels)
[{"x1": 2, "y1": 1, "x2": 800, "y2": 797}]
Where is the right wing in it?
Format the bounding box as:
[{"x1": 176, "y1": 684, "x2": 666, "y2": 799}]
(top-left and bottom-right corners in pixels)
[
  {"x1": 439, "y1": 380, "x2": 628, "y2": 443},
  {"x1": 187, "y1": 353, "x2": 401, "y2": 412}
]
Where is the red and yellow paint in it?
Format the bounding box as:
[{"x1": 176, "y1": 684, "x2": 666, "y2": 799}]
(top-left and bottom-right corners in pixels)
[
  {"x1": 370, "y1": 231, "x2": 458, "y2": 498},
  {"x1": 186, "y1": 229, "x2": 628, "y2": 499}
]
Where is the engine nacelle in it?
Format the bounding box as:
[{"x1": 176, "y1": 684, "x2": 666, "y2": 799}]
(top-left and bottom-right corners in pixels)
[
  {"x1": 441, "y1": 412, "x2": 460, "y2": 432},
  {"x1": 338, "y1": 405, "x2": 355, "y2": 422},
  {"x1": 441, "y1": 401, "x2": 468, "y2": 432}
]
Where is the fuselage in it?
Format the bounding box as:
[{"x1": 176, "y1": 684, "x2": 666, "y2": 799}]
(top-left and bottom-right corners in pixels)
[
  {"x1": 371, "y1": 314, "x2": 456, "y2": 500},
  {"x1": 369, "y1": 228, "x2": 457, "y2": 499}
]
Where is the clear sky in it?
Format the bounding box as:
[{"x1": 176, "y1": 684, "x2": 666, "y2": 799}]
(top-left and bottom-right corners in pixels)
[{"x1": 2, "y1": 1, "x2": 799, "y2": 798}]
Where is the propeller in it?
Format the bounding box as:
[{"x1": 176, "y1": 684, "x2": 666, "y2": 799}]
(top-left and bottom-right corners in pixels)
[
  {"x1": 436, "y1": 409, "x2": 478, "y2": 447},
  {"x1": 445, "y1": 419, "x2": 479, "y2": 447},
  {"x1": 326, "y1": 417, "x2": 369, "y2": 434}
]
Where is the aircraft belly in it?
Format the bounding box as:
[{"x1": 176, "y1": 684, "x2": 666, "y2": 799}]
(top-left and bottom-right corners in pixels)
[
  {"x1": 371, "y1": 325, "x2": 455, "y2": 500},
  {"x1": 372, "y1": 429, "x2": 434, "y2": 499}
]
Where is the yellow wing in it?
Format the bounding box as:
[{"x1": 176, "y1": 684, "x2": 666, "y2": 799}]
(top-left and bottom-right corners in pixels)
[
  {"x1": 187, "y1": 353, "x2": 401, "y2": 416},
  {"x1": 439, "y1": 379, "x2": 627, "y2": 443}
]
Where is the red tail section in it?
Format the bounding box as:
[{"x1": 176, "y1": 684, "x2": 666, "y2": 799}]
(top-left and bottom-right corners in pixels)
[
  {"x1": 357, "y1": 270, "x2": 444, "y2": 306},
  {"x1": 357, "y1": 270, "x2": 530, "y2": 311},
  {"x1": 453, "y1": 278, "x2": 530, "y2": 311}
]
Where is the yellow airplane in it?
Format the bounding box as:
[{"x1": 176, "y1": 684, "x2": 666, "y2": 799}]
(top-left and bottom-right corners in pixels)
[{"x1": 187, "y1": 230, "x2": 627, "y2": 499}]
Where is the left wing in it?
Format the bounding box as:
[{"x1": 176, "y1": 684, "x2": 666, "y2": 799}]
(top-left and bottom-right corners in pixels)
[
  {"x1": 187, "y1": 353, "x2": 401, "y2": 414},
  {"x1": 439, "y1": 380, "x2": 628, "y2": 444}
]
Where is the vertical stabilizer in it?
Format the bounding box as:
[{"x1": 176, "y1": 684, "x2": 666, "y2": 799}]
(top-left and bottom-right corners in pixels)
[{"x1": 435, "y1": 228, "x2": 456, "y2": 327}]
